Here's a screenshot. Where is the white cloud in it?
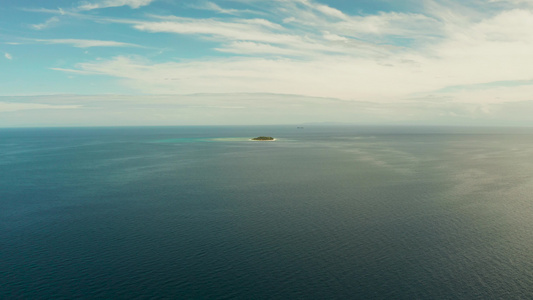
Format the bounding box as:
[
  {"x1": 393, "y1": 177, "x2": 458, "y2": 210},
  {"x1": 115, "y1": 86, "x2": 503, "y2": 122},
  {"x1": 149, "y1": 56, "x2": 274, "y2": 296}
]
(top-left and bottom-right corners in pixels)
[
  {"x1": 89, "y1": 1, "x2": 531, "y2": 105},
  {"x1": 3, "y1": 94, "x2": 533, "y2": 126},
  {"x1": 130, "y1": 15, "x2": 398, "y2": 57},
  {"x1": 322, "y1": 32, "x2": 347, "y2": 42},
  {"x1": 215, "y1": 41, "x2": 309, "y2": 56},
  {"x1": 298, "y1": 0, "x2": 348, "y2": 20},
  {"x1": 55, "y1": 20, "x2": 533, "y2": 103},
  {"x1": 22, "y1": 7, "x2": 83, "y2": 17},
  {"x1": 53, "y1": 55, "x2": 433, "y2": 101},
  {"x1": 34, "y1": 39, "x2": 141, "y2": 48},
  {"x1": 31, "y1": 16, "x2": 60, "y2": 30},
  {"x1": 0, "y1": 102, "x2": 79, "y2": 113},
  {"x1": 49, "y1": 68, "x2": 99, "y2": 75},
  {"x1": 422, "y1": 9, "x2": 533, "y2": 89},
  {"x1": 190, "y1": 2, "x2": 241, "y2": 15},
  {"x1": 263, "y1": 0, "x2": 441, "y2": 41},
  {"x1": 4, "y1": 53, "x2": 12, "y2": 60},
  {"x1": 132, "y1": 17, "x2": 294, "y2": 45},
  {"x1": 78, "y1": 0, "x2": 155, "y2": 11},
  {"x1": 19, "y1": 0, "x2": 533, "y2": 118},
  {"x1": 489, "y1": 0, "x2": 533, "y2": 4}
]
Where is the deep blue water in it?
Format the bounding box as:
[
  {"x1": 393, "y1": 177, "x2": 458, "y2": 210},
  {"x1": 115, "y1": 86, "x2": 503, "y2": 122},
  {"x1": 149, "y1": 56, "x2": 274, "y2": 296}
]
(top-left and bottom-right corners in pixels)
[{"x1": 2, "y1": 126, "x2": 533, "y2": 299}]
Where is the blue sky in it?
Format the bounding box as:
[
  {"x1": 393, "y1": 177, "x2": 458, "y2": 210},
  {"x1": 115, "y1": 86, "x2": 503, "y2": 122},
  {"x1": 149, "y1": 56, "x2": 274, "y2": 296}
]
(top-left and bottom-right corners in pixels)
[{"x1": 1, "y1": 0, "x2": 533, "y2": 126}]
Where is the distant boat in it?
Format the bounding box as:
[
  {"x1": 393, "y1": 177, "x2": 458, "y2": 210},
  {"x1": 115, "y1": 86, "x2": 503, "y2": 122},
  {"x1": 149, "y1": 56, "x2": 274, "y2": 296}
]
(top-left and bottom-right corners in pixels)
[{"x1": 297, "y1": 127, "x2": 304, "y2": 129}]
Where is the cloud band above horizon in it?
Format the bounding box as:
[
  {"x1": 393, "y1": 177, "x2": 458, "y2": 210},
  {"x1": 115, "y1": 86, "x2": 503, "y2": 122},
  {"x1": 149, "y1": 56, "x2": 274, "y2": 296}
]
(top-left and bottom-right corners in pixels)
[{"x1": 2, "y1": 0, "x2": 533, "y2": 126}]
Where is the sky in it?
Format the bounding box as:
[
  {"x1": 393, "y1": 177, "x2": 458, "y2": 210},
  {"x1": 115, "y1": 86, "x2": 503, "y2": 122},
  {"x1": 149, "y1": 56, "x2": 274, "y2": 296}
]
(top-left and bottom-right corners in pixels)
[{"x1": 1, "y1": 0, "x2": 533, "y2": 126}]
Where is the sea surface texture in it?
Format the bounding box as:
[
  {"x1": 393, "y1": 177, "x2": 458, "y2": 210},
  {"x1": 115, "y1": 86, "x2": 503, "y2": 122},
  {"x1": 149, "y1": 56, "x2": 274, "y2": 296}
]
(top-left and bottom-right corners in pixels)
[{"x1": 2, "y1": 126, "x2": 533, "y2": 299}]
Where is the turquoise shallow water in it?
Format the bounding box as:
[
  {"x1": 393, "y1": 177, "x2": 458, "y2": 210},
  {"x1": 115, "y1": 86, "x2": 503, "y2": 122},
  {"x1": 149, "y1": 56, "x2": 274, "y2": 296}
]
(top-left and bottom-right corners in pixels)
[{"x1": 2, "y1": 126, "x2": 533, "y2": 299}]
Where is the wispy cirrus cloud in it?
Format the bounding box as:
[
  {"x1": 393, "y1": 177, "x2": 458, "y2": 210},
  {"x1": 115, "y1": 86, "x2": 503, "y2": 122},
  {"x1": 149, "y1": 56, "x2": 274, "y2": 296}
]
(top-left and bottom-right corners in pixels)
[
  {"x1": 54, "y1": 55, "x2": 431, "y2": 101},
  {"x1": 77, "y1": 0, "x2": 156, "y2": 11},
  {"x1": 49, "y1": 67, "x2": 99, "y2": 75},
  {"x1": 189, "y1": 2, "x2": 241, "y2": 15},
  {"x1": 132, "y1": 16, "x2": 287, "y2": 43},
  {"x1": 0, "y1": 102, "x2": 79, "y2": 113},
  {"x1": 34, "y1": 38, "x2": 141, "y2": 48},
  {"x1": 130, "y1": 14, "x2": 406, "y2": 58},
  {"x1": 4, "y1": 93, "x2": 533, "y2": 127},
  {"x1": 488, "y1": 0, "x2": 533, "y2": 4},
  {"x1": 4, "y1": 53, "x2": 13, "y2": 60},
  {"x1": 15, "y1": 0, "x2": 533, "y2": 113},
  {"x1": 31, "y1": 16, "x2": 60, "y2": 30}
]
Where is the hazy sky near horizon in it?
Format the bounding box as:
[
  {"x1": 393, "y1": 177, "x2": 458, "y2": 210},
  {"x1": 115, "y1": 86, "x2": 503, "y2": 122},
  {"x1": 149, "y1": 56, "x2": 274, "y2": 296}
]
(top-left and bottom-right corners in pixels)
[{"x1": 2, "y1": 0, "x2": 533, "y2": 126}]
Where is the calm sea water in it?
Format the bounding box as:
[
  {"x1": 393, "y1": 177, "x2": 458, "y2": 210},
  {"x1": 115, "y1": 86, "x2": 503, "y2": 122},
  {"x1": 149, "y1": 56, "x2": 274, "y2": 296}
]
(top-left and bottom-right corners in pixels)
[{"x1": 2, "y1": 126, "x2": 533, "y2": 299}]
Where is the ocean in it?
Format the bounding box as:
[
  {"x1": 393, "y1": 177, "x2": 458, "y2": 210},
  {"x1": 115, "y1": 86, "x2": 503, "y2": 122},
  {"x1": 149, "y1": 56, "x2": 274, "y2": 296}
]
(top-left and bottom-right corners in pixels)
[{"x1": 2, "y1": 126, "x2": 533, "y2": 299}]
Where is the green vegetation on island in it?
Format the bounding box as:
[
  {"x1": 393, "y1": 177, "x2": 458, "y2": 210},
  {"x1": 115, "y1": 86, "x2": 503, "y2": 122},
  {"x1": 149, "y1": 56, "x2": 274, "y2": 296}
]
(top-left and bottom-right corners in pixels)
[{"x1": 251, "y1": 136, "x2": 275, "y2": 141}]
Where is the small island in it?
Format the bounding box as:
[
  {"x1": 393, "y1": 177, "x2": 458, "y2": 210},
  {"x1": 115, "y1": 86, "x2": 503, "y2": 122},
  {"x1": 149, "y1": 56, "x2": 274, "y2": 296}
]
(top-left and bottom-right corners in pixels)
[{"x1": 251, "y1": 136, "x2": 275, "y2": 141}]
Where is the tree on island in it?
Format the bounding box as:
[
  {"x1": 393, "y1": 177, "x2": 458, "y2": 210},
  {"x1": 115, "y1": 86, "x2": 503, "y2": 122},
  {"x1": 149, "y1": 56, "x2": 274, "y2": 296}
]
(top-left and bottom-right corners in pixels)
[{"x1": 252, "y1": 136, "x2": 274, "y2": 141}]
